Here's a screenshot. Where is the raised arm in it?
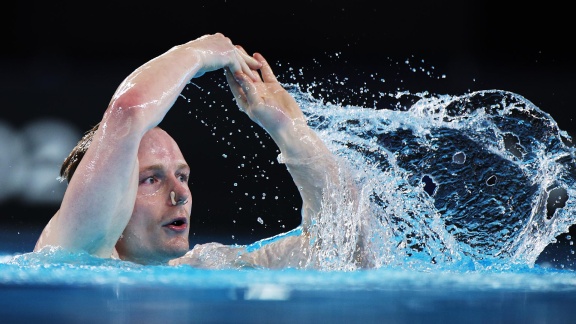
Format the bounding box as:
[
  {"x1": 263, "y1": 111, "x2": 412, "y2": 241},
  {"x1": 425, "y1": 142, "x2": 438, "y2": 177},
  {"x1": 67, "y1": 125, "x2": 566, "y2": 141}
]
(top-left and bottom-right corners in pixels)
[
  {"x1": 226, "y1": 52, "x2": 339, "y2": 230},
  {"x1": 172, "y1": 51, "x2": 359, "y2": 269},
  {"x1": 34, "y1": 34, "x2": 261, "y2": 258}
]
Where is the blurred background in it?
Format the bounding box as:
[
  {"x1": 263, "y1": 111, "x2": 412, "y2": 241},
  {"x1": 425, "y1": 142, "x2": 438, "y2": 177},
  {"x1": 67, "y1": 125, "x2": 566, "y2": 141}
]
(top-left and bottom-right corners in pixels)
[{"x1": 2, "y1": 1, "x2": 575, "y2": 263}]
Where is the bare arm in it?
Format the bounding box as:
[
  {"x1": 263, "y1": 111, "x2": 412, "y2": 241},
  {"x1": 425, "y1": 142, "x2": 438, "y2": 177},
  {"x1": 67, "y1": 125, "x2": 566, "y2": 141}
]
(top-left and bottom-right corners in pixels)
[
  {"x1": 170, "y1": 53, "x2": 362, "y2": 269},
  {"x1": 170, "y1": 229, "x2": 311, "y2": 269},
  {"x1": 227, "y1": 52, "x2": 363, "y2": 268},
  {"x1": 173, "y1": 51, "x2": 359, "y2": 269},
  {"x1": 35, "y1": 33, "x2": 262, "y2": 257},
  {"x1": 226, "y1": 52, "x2": 342, "y2": 231}
]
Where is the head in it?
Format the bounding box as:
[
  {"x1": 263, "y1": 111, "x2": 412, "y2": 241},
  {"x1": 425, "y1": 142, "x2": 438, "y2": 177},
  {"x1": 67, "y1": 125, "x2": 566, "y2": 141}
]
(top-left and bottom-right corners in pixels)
[{"x1": 61, "y1": 125, "x2": 192, "y2": 264}]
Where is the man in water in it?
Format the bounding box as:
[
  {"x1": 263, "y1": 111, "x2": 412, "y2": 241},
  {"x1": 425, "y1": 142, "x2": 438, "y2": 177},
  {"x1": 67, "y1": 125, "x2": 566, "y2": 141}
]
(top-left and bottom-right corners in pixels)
[{"x1": 34, "y1": 33, "x2": 357, "y2": 269}]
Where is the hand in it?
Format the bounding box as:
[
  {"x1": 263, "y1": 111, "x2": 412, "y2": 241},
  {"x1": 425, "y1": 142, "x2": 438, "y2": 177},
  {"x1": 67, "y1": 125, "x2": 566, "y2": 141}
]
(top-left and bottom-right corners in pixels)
[
  {"x1": 225, "y1": 51, "x2": 306, "y2": 143},
  {"x1": 189, "y1": 33, "x2": 262, "y2": 81}
]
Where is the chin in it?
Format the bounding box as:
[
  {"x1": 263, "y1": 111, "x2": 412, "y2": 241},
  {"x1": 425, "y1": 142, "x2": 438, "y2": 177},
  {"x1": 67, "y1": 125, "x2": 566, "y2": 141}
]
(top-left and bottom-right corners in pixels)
[
  {"x1": 164, "y1": 237, "x2": 190, "y2": 259},
  {"x1": 145, "y1": 247, "x2": 188, "y2": 265}
]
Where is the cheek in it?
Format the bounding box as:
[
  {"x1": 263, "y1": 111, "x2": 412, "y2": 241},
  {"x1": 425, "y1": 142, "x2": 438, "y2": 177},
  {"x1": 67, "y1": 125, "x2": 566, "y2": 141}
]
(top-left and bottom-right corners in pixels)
[
  {"x1": 136, "y1": 188, "x2": 164, "y2": 207},
  {"x1": 131, "y1": 195, "x2": 160, "y2": 224},
  {"x1": 139, "y1": 185, "x2": 163, "y2": 198}
]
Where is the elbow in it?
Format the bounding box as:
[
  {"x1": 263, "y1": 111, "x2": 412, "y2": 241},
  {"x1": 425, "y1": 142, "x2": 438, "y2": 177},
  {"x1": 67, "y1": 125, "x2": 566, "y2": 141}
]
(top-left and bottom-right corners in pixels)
[{"x1": 105, "y1": 88, "x2": 155, "y2": 132}]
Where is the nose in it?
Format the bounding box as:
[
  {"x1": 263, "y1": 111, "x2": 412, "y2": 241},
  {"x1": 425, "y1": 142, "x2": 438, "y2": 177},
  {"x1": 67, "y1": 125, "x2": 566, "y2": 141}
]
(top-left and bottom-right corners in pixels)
[
  {"x1": 170, "y1": 190, "x2": 189, "y2": 206},
  {"x1": 169, "y1": 180, "x2": 190, "y2": 206},
  {"x1": 170, "y1": 191, "x2": 188, "y2": 206}
]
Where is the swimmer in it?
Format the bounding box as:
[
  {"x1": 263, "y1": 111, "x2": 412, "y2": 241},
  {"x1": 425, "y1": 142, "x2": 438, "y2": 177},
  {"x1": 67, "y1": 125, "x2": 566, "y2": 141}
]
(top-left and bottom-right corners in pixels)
[{"x1": 34, "y1": 33, "x2": 358, "y2": 268}]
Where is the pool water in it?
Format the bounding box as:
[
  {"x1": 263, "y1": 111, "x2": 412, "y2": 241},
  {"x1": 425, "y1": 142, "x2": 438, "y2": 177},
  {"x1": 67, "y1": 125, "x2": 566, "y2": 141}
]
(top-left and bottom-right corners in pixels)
[
  {"x1": 2, "y1": 231, "x2": 576, "y2": 324},
  {"x1": 2, "y1": 252, "x2": 576, "y2": 323}
]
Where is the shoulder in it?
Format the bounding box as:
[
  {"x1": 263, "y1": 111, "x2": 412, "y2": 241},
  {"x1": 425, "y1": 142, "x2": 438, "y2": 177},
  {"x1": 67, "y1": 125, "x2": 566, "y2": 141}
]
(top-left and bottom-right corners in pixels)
[
  {"x1": 111, "y1": 248, "x2": 120, "y2": 260},
  {"x1": 34, "y1": 210, "x2": 60, "y2": 252}
]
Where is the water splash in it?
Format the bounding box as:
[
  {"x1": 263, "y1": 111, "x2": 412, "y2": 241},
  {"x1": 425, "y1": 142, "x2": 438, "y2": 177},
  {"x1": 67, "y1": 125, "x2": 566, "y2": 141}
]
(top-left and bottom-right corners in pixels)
[{"x1": 292, "y1": 86, "x2": 576, "y2": 271}]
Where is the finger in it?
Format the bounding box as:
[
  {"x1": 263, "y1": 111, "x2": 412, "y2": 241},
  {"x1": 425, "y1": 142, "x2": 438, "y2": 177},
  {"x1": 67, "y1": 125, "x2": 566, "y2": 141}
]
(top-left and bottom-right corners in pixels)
[
  {"x1": 229, "y1": 68, "x2": 263, "y2": 113},
  {"x1": 236, "y1": 45, "x2": 258, "y2": 68},
  {"x1": 224, "y1": 68, "x2": 248, "y2": 109},
  {"x1": 253, "y1": 53, "x2": 278, "y2": 83},
  {"x1": 235, "y1": 46, "x2": 262, "y2": 71},
  {"x1": 234, "y1": 48, "x2": 261, "y2": 82},
  {"x1": 236, "y1": 45, "x2": 249, "y2": 56},
  {"x1": 236, "y1": 70, "x2": 265, "y2": 106}
]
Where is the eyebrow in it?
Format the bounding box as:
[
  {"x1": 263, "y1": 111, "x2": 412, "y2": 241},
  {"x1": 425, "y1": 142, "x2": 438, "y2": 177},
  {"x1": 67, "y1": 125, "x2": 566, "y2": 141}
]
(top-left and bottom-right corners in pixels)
[
  {"x1": 141, "y1": 163, "x2": 190, "y2": 173},
  {"x1": 176, "y1": 163, "x2": 190, "y2": 172},
  {"x1": 141, "y1": 164, "x2": 163, "y2": 173}
]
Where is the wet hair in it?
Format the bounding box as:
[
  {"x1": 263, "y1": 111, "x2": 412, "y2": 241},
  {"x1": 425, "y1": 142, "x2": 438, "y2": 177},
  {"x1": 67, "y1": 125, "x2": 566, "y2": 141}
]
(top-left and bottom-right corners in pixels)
[{"x1": 59, "y1": 122, "x2": 100, "y2": 183}]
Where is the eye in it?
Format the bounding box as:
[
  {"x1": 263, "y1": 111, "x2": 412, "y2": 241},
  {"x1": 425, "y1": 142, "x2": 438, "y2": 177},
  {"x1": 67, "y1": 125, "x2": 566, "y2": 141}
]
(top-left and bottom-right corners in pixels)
[
  {"x1": 178, "y1": 173, "x2": 189, "y2": 183},
  {"x1": 141, "y1": 176, "x2": 157, "y2": 185}
]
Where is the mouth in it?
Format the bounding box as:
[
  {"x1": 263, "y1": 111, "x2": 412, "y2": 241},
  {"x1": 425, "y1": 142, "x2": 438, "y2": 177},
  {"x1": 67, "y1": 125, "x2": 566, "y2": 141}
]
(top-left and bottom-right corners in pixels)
[{"x1": 162, "y1": 216, "x2": 188, "y2": 232}]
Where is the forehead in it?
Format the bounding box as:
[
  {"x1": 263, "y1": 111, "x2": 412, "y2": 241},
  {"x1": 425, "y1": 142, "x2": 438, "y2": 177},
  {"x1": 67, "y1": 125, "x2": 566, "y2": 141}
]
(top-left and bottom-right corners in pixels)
[{"x1": 138, "y1": 128, "x2": 187, "y2": 166}]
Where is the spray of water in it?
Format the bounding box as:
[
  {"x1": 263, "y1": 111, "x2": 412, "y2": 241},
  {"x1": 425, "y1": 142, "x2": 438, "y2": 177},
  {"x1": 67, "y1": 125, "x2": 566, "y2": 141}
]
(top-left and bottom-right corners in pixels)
[{"x1": 290, "y1": 85, "x2": 576, "y2": 271}]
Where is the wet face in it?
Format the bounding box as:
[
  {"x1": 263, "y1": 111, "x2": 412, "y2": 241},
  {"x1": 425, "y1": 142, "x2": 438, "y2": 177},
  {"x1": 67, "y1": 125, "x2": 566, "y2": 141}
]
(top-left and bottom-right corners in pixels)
[{"x1": 116, "y1": 128, "x2": 192, "y2": 264}]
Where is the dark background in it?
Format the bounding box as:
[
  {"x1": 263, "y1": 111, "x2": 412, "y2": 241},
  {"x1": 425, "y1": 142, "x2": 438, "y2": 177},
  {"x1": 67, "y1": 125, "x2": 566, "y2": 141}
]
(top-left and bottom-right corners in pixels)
[{"x1": 2, "y1": 1, "x2": 575, "y2": 265}]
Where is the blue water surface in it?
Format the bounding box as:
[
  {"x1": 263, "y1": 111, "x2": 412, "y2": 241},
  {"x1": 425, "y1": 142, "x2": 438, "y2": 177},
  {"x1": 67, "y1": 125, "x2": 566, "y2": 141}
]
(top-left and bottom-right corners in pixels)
[{"x1": 2, "y1": 248, "x2": 576, "y2": 323}]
